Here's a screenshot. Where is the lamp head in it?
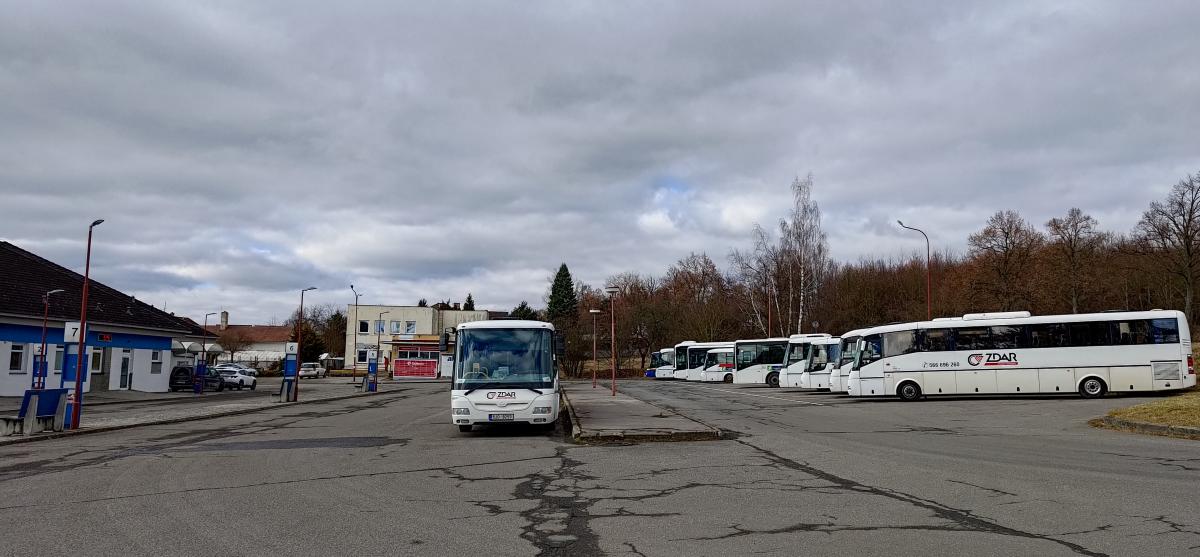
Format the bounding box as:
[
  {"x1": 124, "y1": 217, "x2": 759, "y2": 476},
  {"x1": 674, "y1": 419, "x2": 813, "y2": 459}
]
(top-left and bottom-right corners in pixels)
[
  {"x1": 897, "y1": 220, "x2": 905, "y2": 227},
  {"x1": 302, "y1": 286, "x2": 318, "y2": 292},
  {"x1": 90, "y1": 219, "x2": 105, "y2": 228},
  {"x1": 47, "y1": 289, "x2": 65, "y2": 296}
]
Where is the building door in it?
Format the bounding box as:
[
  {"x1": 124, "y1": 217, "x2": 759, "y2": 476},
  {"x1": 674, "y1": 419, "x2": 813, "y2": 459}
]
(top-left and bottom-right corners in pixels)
[
  {"x1": 92, "y1": 348, "x2": 112, "y2": 392},
  {"x1": 119, "y1": 349, "x2": 132, "y2": 389}
]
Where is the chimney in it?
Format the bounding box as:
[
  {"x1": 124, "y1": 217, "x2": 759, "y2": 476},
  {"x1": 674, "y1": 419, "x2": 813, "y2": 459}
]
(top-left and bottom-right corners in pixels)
[{"x1": 220, "y1": 311, "x2": 229, "y2": 331}]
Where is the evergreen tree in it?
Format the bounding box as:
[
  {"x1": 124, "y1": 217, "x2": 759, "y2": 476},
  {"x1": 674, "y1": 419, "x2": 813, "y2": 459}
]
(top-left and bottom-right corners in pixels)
[
  {"x1": 510, "y1": 301, "x2": 539, "y2": 320},
  {"x1": 417, "y1": 298, "x2": 428, "y2": 307},
  {"x1": 547, "y1": 263, "x2": 579, "y2": 323},
  {"x1": 463, "y1": 293, "x2": 475, "y2": 311}
]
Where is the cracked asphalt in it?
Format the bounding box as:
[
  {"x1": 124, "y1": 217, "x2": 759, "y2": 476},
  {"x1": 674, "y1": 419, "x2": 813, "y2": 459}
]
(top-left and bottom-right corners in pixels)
[{"x1": 1, "y1": 382, "x2": 1197, "y2": 556}]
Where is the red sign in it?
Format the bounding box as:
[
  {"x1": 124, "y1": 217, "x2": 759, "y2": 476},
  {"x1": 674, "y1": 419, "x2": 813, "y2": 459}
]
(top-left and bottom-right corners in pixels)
[
  {"x1": 97, "y1": 333, "x2": 112, "y2": 342},
  {"x1": 393, "y1": 359, "x2": 438, "y2": 378}
]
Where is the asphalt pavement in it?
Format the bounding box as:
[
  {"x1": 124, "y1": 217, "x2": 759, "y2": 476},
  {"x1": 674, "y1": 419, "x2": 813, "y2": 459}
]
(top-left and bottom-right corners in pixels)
[{"x1": 0, "y1": 380, "x2": 1197, "y2": 556}]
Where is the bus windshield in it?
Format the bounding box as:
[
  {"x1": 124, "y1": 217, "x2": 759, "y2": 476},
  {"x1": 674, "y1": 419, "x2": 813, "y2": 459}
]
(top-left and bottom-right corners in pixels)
[
  {"x1": 785, "y1": 344, "x2": 810, "y2": 367},
  {"x1": 454, "y1": 328, "x2": 555, "y2": 390},
  {"x1": 650, "y1": 351, "x2": 669, "y2": 368},
  {"x1": 839, "y1": 337, "x2": 859, "y2": 367},
  {"x1": 675, "y1": 346, "x2": 688, "y2": 370},
  {"x1": 688, "y1": 348, "x2": 708, "y2": 369}
]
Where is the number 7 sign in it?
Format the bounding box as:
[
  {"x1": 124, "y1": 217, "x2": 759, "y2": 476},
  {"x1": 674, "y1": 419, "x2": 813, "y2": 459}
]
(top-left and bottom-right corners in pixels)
[{"x1": 64, "y1": 321, "x2": 82, "y2": 344}]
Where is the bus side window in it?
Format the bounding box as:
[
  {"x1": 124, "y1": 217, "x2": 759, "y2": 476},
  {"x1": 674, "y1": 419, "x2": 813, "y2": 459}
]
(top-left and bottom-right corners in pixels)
[
  {"x1": 1150, "y1": 319, "x2": 1181, "y2": 344},
  {"x1": 924, "y1": 329, "x2": 951, "y2": 351}
]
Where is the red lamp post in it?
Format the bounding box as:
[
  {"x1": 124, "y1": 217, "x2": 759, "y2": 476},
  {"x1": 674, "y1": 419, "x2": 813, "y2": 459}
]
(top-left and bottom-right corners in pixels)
[
  {"x1": 70, "y1": 219, "x2": 103, "y2": 429},
  {"x1": 605, "y1": 286, "x2": 619, "y2": 396},
  {"x1": 35, "y1": 289, "x2": 64, "y2": 390},
  {"x1": 589, "y1": 309, "x2": 601, "y2": 388}
]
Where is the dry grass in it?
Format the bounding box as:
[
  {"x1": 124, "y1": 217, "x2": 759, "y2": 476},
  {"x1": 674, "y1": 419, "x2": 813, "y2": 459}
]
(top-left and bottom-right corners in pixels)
[{"x1": 1108, "y1": 385, "x2": 1200, "y2": 428}]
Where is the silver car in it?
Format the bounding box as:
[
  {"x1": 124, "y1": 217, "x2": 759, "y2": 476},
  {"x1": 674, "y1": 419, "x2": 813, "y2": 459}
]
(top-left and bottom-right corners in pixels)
[{"x1": 298, "y1": 363, "x2": 327, "y2": 378}]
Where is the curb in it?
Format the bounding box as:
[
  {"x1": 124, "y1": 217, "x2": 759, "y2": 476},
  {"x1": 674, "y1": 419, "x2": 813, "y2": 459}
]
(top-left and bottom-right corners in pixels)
[
  {"x1": 0, "y1": 389, "x2": 410, "y2": 447},
  {"x1": 1092, "y1": 416, "x2": 1200, "y2": 440},
  {"x1": 560, "y1": 387, "x2": 721, "y2": 444}
]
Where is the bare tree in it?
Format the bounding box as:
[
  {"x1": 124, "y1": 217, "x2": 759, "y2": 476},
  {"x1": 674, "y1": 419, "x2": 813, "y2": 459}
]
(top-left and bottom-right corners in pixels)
[
  {"x1": 217, "y1": 329, "x2": 253, "y2": 362},
  {"x1": 779, "y1": 174, "x2": 829, "y2": 334},
  {"x1": 1136, "y1": 172, "x2": 1200, "y2": 324},
  {"x1": 1046, "y1": 208, "x2": 1106, "y2": 313},
  {"x1": 968, "y1": 210, "x2": 1046, "y2": 311}
]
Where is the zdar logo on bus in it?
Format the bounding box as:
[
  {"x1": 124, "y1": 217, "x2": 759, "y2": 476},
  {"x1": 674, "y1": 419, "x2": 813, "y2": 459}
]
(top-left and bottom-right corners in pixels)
[
  {"x1": 968, "y1": 353, "x2": 1019, "y2": 367},
  {"x1": 486, "y1": 391, "x2": 517, "y2": 400}
]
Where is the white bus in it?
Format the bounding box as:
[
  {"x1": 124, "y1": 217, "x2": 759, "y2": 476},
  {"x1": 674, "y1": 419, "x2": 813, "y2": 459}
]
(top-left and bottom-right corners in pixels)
[
  {"x1": 649, "y1": 348, "x2": 675, "y2": 379},
  {"x1": 685, "y1": 342, "x2": 734, "y2": 381},
  {"x1": 733, "y1": 337, "x2": 792, "y2": 387},
  {"x1": 796, "y1": 337, "x2": 842, "y2": 389},
  {"x1": 829, "y1": 329, "x2": 866, "y2": 393},
  {"x1": 671, "y1": 341, "x2": 697, "y2": 379},
  {"x1": 847, "y1": 310, "x2": 1195, "y2": 401},
  {"x1": 779, "y1": 334, "x2": 833, "y2": 388},
  {"x1": 449, "y1": 320, "x2": 562, "y2": 432},
  {"x1": 700, "y1": 347, "x2": 736, "y2": 383}
]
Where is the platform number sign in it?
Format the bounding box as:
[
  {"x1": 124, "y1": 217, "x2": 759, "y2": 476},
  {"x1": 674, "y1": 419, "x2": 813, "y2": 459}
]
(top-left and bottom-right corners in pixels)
[{"x1": 64, "y1": 321, "x2": 82, "y2": 344}]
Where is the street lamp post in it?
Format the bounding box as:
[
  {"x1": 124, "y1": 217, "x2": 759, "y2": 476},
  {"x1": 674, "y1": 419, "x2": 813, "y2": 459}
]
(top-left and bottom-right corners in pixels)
[
  {"x1": 589, "y1": 309, "x2": 601, "y2": 388},
  {"x1": 897, "y1": 220, "x2": 932, "y2": 321},
  {"x1": 296, "y1": 287, "x2": 317, "y2": 401},
  {"x1": 35, "y1": 289, "x2": 65, "y2": 390},
  {"x1": 605, "y1": 286, "x2": 619, "y2": 396},
  {"x1": 71, "y1": 219, "x2": 103, "y2": 429},
  {"x1": 350, "y1": 284, "x2": 362, "y2": 377},
  {"x1": 376, "y1": 310, "x2": 390, "y2": 380}
]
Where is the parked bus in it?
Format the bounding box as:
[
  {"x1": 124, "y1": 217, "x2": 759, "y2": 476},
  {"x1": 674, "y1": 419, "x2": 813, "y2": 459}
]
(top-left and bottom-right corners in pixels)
[
  {"x1": 700, "y1": 347, "x2": 736, "y2": 383},
  {"x1": 829, "y1": 329, "x2": 866, "y2": 393},
  {"x1": 847, "y1": 310, "x2": 1195, "y2": 401},
  {"x1": 779, "y1": 334, "x2": 833, "y2": 388},
  {"x1": 649, "y1": 347, "x2": 675, "y2": 379},
  {"x1": 670, "y1": 341, "x2": 696, "y2": 380},
  {"x1": 796, "y1": 337, "x2": 842, "y2": 389},
  {"x1": 685, "y1": 342, "x2": 734, "y2": 381},
  {"x1": 449, "y1": 320, "x2": 562, "y2": 432},
  {"x1": 733, "y1": 337, "x2": 792, "y2": 387}
]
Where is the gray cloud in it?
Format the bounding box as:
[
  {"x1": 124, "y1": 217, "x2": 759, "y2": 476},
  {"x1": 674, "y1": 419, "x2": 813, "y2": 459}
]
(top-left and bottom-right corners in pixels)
[{"x1": 2, "y1": 1, "x2": 1199, "y2": 322}]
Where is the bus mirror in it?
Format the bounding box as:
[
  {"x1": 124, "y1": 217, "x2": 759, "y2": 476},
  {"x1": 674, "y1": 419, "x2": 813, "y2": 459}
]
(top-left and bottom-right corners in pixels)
[{"x1": 439, "y1": 332, "x2": 448, "y2": 352}]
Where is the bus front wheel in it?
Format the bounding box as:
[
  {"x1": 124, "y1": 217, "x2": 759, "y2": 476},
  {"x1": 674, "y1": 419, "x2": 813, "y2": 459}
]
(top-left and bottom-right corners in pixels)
[
  {"x1": 766, "y1": 373, "x2": 780, "y2": 388},
  {"x1": 723, "y1": 374, "x2": 733, "y2": 383},
  {"x1": 897, "y1": 381, "x2": 922, "y2": 401},
  {"x1": 1079, "y1": 377, "x2": 1107, "y2": 399},
  {"x1": 458, "y1": 424, "x2": 472, "y2": 433}
]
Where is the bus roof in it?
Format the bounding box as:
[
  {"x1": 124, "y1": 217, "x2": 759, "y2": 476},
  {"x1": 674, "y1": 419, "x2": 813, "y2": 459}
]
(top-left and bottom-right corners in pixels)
[
  {"x1": 458, "y1": 320, "x2": 554, "y2": 331},
  {"x1": 707, "y1": 347, "x2": 734, "y2": 354},
  {"x1": 809, "y1": 337, "x2": 841, "y2": 345},
  {"x1": 838, "y1": 329, "x2": 867, "y2": 338},
  {"x1": 674, "y1": 340, "x2": 698, "y2": 348},
  {"x1": 688, "y1": 341, "x2": 734, "y2": 349},
  {"x1": 735, "y1": 337, "x2": 791, "y2": 345},
  {"x1": 856, "y1": 310, "x2": 1187, "y2": 336}
]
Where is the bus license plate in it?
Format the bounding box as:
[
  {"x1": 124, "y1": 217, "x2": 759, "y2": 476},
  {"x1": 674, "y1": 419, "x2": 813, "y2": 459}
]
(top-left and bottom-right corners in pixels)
[{"x1": 489, "y1": 414, "x2": 515, "y2": 421}]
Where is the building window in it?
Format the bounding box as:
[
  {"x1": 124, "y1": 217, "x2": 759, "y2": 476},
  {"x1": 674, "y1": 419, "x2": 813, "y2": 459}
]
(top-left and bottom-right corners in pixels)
[
  {"x1": 357, "y1": 350, "x2": 368, "y2": 363},
  {"x1": 9, "y1": 344, "x2": 25, "y2": 372},
  {"x1": 54, "y1": 346, "x2": 64, "y2": 372},
  {"x1": 391, "y1": 321, "x2": 402, "y2": 334},
  {"x1": 91, "y1": 348, "x2": 103, "y2": 372},
  {"x1": 358, "y1": 320, "x2": 369, "y2": 334},
  {"x1": 404, "y1": 321, "x2": 416, "y2": 334},
  {"x1": 375, "y1": 320, "x2": 385, "y2": 334},
  {"x1": 151, "y1": 350, "x2": 163, "y2": 374}
]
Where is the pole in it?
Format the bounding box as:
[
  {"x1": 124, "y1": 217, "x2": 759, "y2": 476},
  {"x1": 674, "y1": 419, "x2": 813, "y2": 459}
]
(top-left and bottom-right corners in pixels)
[
  {"x1": 376, "y1": 310, "x2": 389, "y2": 382},
  {"x1": 610, "y1": 295, "x2": 617, "y2": 396},
  {"x1": 351, "y1": 286, "x2": 361, "y2": 374},
  {"x1": 296, "y1": 289, "x2": 309, "y2": 402},
  {"x1": 898, "y1": 221, "x2": 932, "y2": 321},
  {"x1": 592, "y1": 312, "x2": 597, "y2": 388},
  {"x1": 36, "y1": 292, "x2": 57, "y2": 390},
  {"x1": 72, "y1": 220, "x2": 102, "y2": 429}
]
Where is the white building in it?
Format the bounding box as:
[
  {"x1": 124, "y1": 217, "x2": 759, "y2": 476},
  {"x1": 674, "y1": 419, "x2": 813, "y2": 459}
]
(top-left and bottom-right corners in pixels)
[{"x1": 345, "y1": 304, "x2": 488, "y2": 376}]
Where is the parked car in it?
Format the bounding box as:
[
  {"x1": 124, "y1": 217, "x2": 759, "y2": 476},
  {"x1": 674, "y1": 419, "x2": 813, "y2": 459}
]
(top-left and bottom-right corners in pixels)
[
  {"x1": 217, "y1": 367, "x2": 257, "y2": 390},
  {"x1": 168, "y1": 366, "x2": 225, "y2": 392},
  {"x1": 298, "y1": 363, "x2": 327, "y2": 378},
  {"x1": 213, "y1": 363, "x2": 258, "y2": 377}
]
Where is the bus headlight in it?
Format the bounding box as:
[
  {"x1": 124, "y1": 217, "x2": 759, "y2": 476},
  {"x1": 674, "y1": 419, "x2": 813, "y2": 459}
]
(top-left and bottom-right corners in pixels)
[
  {"x1": 532, "y1": 406, "x2": 552, "y2": 415},
  {"x1": 452, "y1": 408, "x2": 470, "y2": 415}
]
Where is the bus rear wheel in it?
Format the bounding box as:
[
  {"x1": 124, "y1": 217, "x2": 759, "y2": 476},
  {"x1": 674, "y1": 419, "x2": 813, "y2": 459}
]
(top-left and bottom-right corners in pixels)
[
  {"x1": 723, "y1": 373, "x2": 733, "y2": 383},
  {"x1": 766, "y1": 373, "x2": 780, "y2": 388},
  {"x1": 1079, "y1": 377, "x2": 1107, "y2": 399},
  {"x1": 897, "y1": 381, "x2": 922, "y2": 401}
]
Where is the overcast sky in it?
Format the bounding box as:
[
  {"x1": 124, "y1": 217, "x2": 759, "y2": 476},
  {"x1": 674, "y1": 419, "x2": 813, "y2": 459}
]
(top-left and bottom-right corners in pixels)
[{"x1": 3, "y1": 1, "x2": 1199, "y2": 324}]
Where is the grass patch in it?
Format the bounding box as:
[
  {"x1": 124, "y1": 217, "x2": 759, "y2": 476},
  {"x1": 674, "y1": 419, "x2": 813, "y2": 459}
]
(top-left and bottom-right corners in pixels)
[{"x1": 1107, "y1": 385, "x2": 1200, "y2": 428}]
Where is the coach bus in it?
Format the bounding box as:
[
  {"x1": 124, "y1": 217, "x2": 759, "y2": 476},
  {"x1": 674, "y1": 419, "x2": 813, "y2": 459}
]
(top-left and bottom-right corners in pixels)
[
  {"x1": 648, "y1": 348, "x2": 674, "y2": 378},
  {"x1": 829, "y1": 329, "x2": 866, "y2": 393},
  {"x1": 796, "y1": 337, "x2": 841, "y2": 389},
  {"x1": 449, "y1": 320, "x2": 562, "y2": 432},
  {"x1": 733, "y1": 337, "x2": 792, "y2": 387},
  {"x1": 669, "y1": 341, "x2": 696, "y2": 379},
  {"x1": 684, "y1": 342, "x2": 734, "y2": 381},
  {"x1": 847, "y1": 310, "x2": 1195, "y2": 401},
  {"x1": 700, "y1": 346, "x2": 736, "y2": 382},
  {"x1": 779, "y1": 334, "x2": 833, "y2": 388}
]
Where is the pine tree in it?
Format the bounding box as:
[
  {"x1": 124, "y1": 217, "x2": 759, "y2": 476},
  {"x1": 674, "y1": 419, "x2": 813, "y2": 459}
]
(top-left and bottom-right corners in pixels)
[
  {"x1": 510, "y1": 301, "x2": 539, "y2": 320},
  {"x1": 417, "y1": 298, "x2": 428, "y2": 307},
  {"x1": 546, "y1": 263, "x2": 578, "y2": 323},
  {"x1": 463, "y1": 293, "x2": 476, "y2": 311}
]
